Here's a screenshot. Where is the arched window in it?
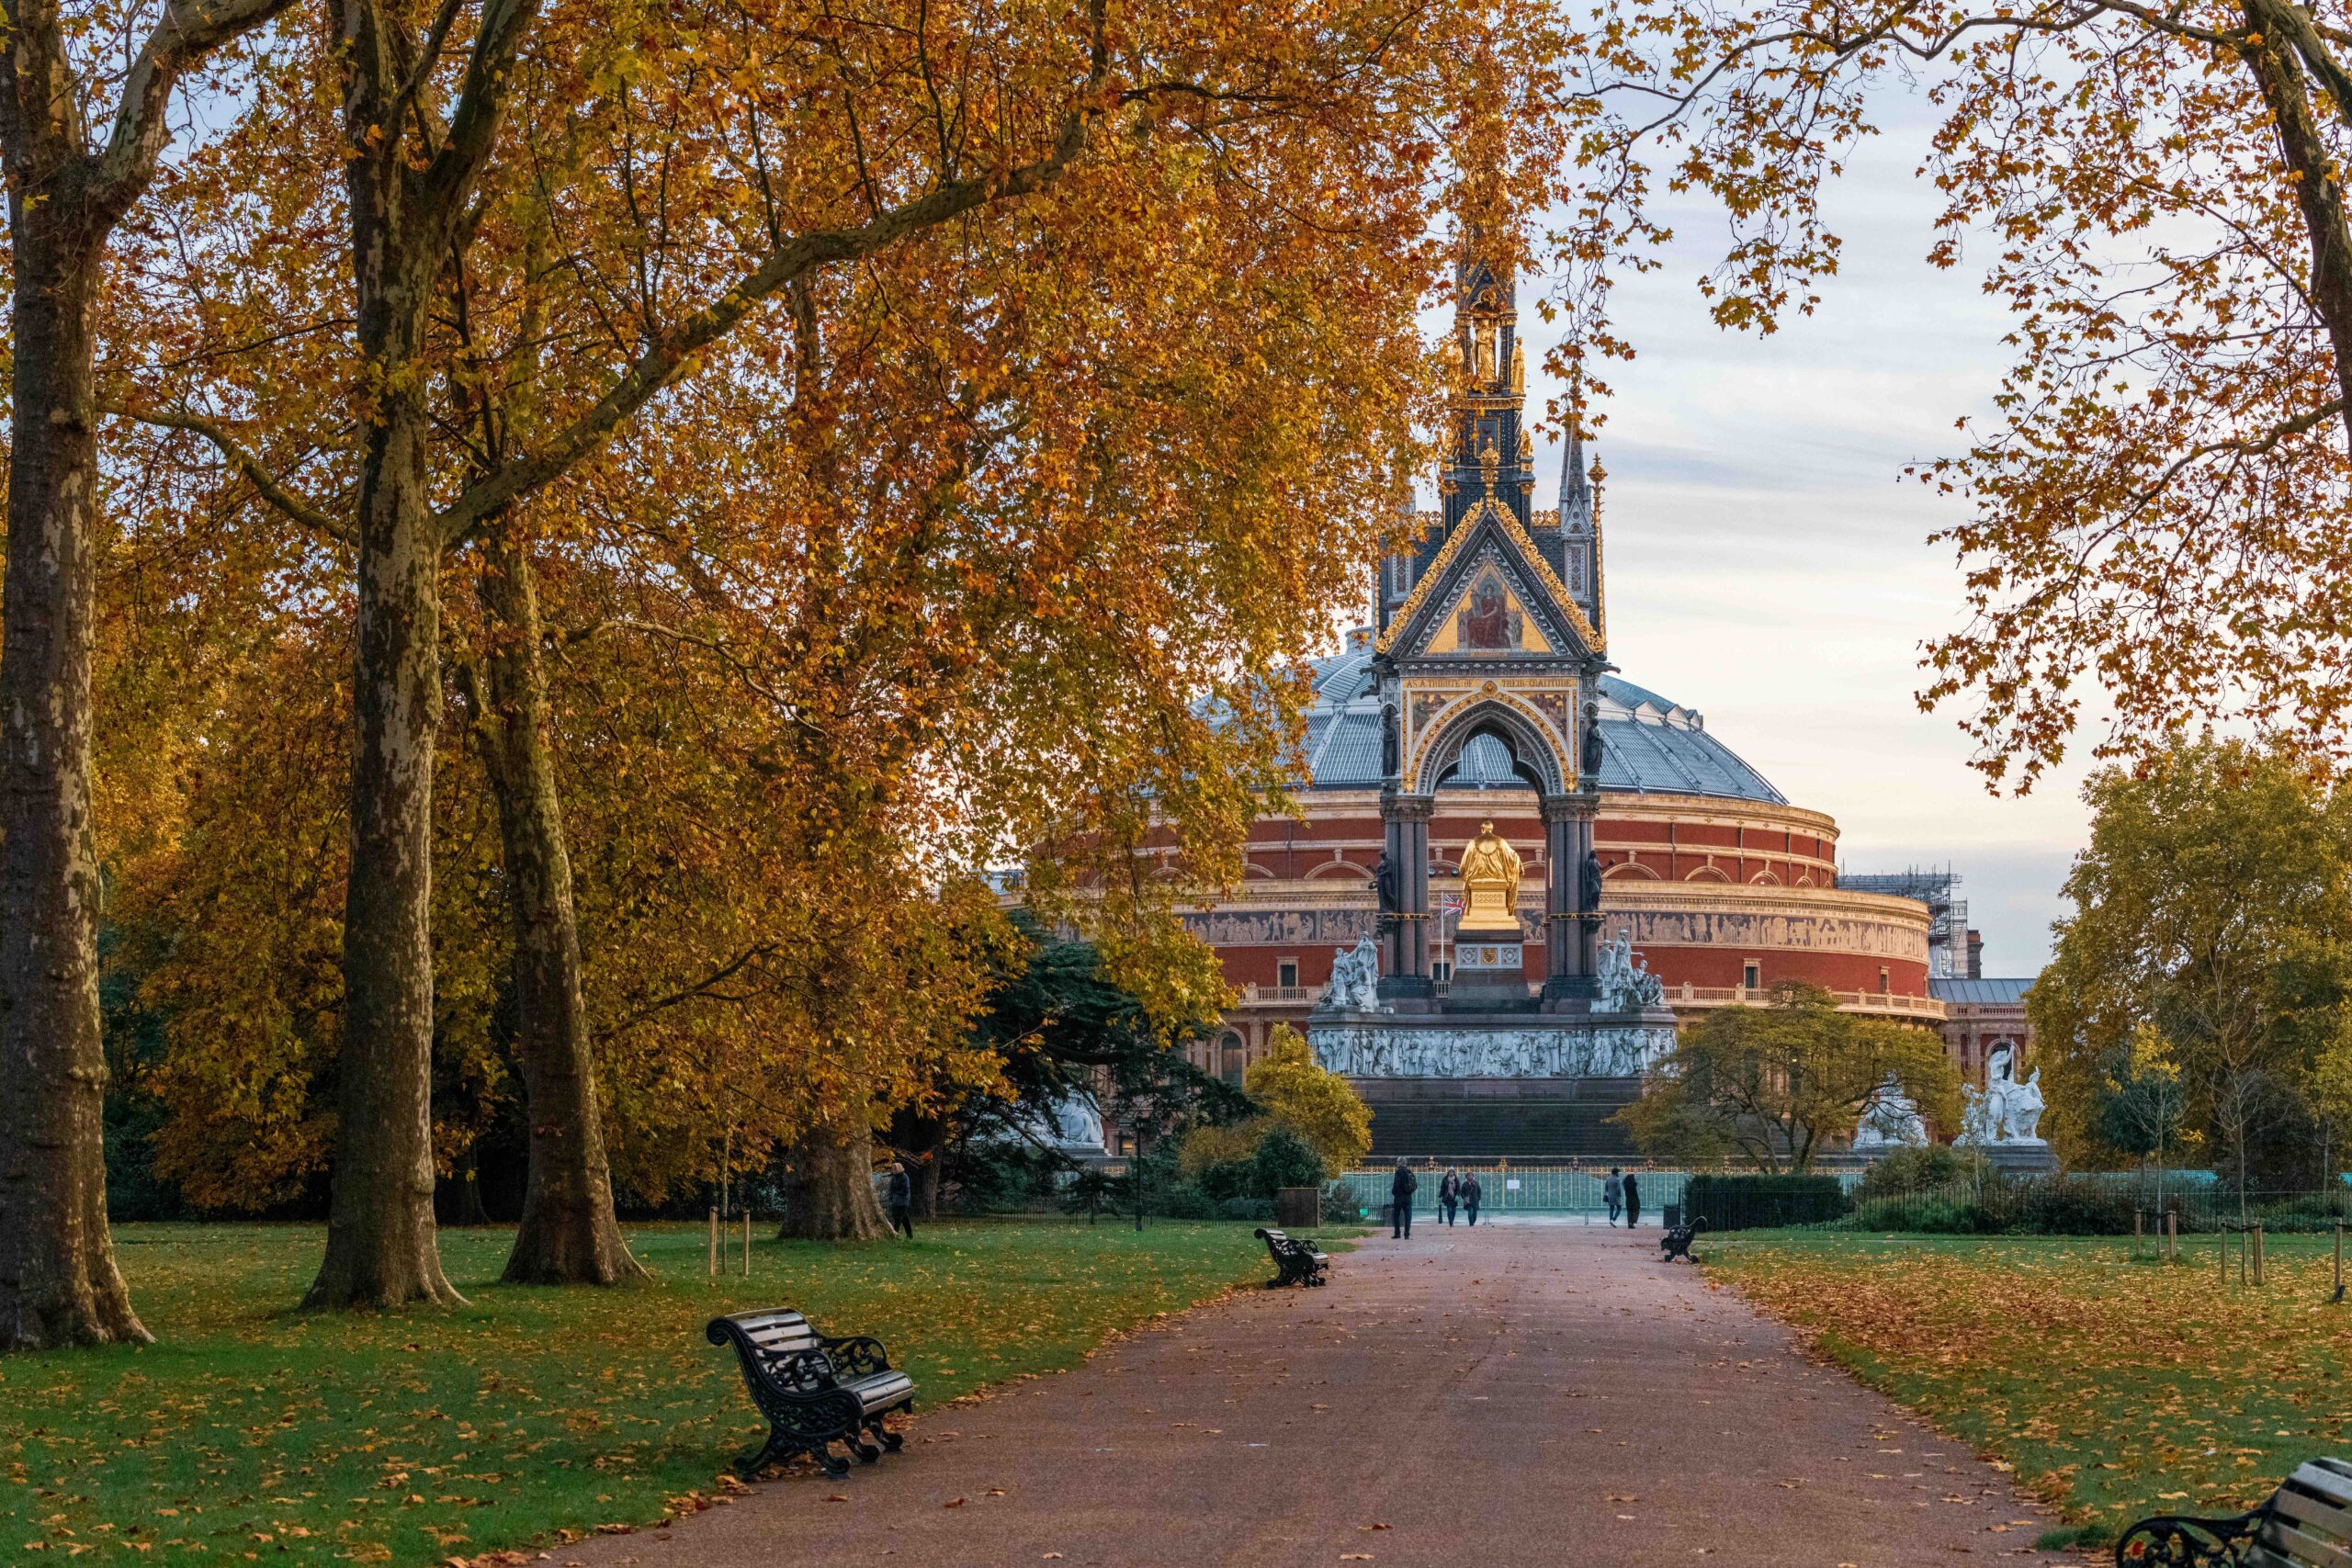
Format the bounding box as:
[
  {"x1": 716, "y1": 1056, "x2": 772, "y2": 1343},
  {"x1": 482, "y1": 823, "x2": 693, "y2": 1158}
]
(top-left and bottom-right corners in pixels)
[{"x1": 1219, "y1": 1032, "x2": 1247, "y2": 1086}]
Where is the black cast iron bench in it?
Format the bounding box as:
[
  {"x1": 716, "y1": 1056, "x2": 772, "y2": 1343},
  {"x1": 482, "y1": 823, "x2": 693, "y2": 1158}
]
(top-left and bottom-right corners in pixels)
[
  {"x1": 1256, "y1": 1227, "x2": 1329, "y2": 1288},
  {"x1": 2115, "y1": 1457, "x2": 2352, "y2": 1566},
  {"x1": 1660, "y1": 1214, "x2": 1706, "y2": 1264},
  {"x1": 707, "y1": 1308, "x2": 915, "y2": 1478}
]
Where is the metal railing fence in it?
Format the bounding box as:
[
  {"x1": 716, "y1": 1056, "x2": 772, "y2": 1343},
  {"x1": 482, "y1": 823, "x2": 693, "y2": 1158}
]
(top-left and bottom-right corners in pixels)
[
  {"x1": 1331, "y1": 1164, "x2": 2352, "y2": 1235},
  {"x1": 1330, "y1": 1163, "x2": 1870, "y2": 1221}
]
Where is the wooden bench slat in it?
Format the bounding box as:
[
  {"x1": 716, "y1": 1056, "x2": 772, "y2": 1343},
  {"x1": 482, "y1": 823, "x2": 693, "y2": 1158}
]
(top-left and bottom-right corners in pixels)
[
  {"x1": 2276, "y1": 1486, "x2": 2352, "y2": 1540},
  {"x1": 2294, "y1": 1466, "x2": 2352, "y2": 1510},
  {"x1": 2257, "y1": 1518, "x2": 2352, "y2": 1568}
]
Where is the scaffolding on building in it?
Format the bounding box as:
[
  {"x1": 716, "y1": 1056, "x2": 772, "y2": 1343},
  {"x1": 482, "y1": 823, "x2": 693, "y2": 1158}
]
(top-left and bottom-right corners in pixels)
[{"x1": 1840, "y1": 866, "x2": 1970, "y2": 979}]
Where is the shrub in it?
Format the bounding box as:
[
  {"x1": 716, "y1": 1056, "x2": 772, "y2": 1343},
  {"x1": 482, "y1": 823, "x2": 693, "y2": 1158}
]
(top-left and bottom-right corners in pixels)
[
  {"x1": 1250, "y1": 1125, "x2": 1328, "y2": 1197},
  {"x1": 2011, "y1": 1175, "x2": 2140, "y2": 1235},
  {"x1": 1857, "y1": 1145, "x2": 1989, "y2": 1199},
  {"x1": 1179, "y1": 1119, "x2": 1269, "y2": 1180},
  {"x1": 1322, "y1": 1179, "x2": 1367, "y2": 1224},
  {"x1": 1148, "y1": 1183, "x2": 1222, "y2": 1220},
  {"x1": 1189, "y1": 1158, "x2": 1255, "y2": 1202},
  {"x1": 2254, "y1": 1190, "x2": 2352, "y2": 1232},
  {"x1": 1849, "y1": 1194, "x2": 1990, "y2": 1234},
  {"x1": 1218, "y1": 1196, "x2": 1274, "y2": 1222},
  {"x1": 1058, "y1": 1168, "x2": 1121, "y2": 1217},
  {"x1": 1683, "y1": 1173, "x2": 1851, "y2": 1231}
]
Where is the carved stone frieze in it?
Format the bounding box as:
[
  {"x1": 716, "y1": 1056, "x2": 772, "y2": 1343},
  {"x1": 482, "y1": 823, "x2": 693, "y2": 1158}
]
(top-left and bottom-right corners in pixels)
[{"x1": 1306, "y1": 1017, "x2": 1676, "y2": 1078}]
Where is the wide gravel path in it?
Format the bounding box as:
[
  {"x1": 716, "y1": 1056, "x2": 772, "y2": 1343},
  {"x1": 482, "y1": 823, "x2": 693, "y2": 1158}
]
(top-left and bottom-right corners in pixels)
[{"x1": 559, "y1": 1223, "x2": 2058, "y2": 1567}]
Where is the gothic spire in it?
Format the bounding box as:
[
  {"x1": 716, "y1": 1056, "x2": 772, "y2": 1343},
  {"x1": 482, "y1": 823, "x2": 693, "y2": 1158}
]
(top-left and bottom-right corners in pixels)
[
  {"x1": 1559, "y1": 419, "x2": 1591, "y2": 536},
  {"x1": 1440, "y1": 109, "x2": 1533, "y2": 536}
]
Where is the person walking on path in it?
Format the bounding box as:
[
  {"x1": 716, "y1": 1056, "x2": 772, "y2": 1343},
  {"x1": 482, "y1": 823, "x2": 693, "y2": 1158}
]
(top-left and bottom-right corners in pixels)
[
  {"x1": 1390, "y1": 1158, "x2": 1418, "y2": 1239},
  {"x1": 1439, "y1": 1168, "x2": 1460, "y2": 1227},
  {"x1": 886, "y1": 1160, "x2": 915, "y2": 1239},
  {"x1": 1623, "y1": 1170, "x2": 1643, "y2": 1229},
  {"x1": 1461, "y1": 1172, "x2": 1483, "y2": 1225},
  {"x1": 1603, "y1": 1168, "x2": 1624, "y2": 1227}
]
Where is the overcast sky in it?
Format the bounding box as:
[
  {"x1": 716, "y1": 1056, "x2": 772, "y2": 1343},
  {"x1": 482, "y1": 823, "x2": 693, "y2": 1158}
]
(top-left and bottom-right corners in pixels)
[{"x1": 1476, "y1": 96, "x2": 2093, "y2": 976}]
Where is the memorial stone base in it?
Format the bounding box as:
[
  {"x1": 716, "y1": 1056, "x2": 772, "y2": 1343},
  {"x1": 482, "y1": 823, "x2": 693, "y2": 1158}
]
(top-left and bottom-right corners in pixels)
[
  {"x1": 1308, "y1": 1002, "x2": 1679, "y2": 1160},
  {"x1": 1970, "y1": 1142, "x2": 2059, "y2": 1176}
]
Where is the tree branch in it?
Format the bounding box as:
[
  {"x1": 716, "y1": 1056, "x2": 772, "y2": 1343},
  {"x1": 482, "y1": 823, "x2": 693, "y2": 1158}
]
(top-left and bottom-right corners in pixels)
[
  {"x1": 604, "y1": 942, "x2": 783, "y2": 1038},
  {"x1": 435, "y1": 0, "x2": 1114, "y2": 542},
  {"x1": 92, "y1": 0, "x2": 307, "y2": 220},
  {"x1": 105, "y1": 400, "x2": 355, "y2": 546}
]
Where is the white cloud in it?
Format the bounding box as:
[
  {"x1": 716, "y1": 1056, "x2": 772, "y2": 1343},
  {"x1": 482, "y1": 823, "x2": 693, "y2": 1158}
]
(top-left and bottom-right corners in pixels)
[{"x1": 1521, "y1": 97, "x2": 2093, "y2": 976}]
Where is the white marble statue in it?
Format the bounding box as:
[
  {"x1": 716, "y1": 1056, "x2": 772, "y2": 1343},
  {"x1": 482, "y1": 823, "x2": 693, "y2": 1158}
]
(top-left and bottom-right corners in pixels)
[
  {"x1": 985, "y1": 1086, "x2": 1108, "y2": 1154},
  {"x1": 1958, "y1": 1043, "x2": 2047, "y2": 1146},
  {"x1": 1317, "y1": 933, "x2": 1383, "y2": 1013},
  {"x1": 1595, "y1": 931, "x2": 1668, "y2": 1012},
  {"x1": 1853, "y1": 1077, "x2": 1930, "y2": 1149}
]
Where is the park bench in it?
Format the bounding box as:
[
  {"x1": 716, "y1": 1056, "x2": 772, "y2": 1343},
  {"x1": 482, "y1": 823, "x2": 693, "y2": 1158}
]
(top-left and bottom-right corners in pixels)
[
  {"x1": 2115, "y1": 1457, "x2": 2352, "y2": 1567},
  {"x1": 1255, "y1": 1227, "x2": 1330, "y2": 1289},
  {"x1": 706, "y1": 1308, "x2": 915, "y2": 1479},
  {"x1": 1660, "y1": 1214, "x2": 1706, "y2": 1264}
]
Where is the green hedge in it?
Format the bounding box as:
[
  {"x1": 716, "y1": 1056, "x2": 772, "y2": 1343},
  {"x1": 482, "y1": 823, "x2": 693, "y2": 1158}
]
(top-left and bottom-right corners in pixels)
[{"x1": 1683, "y1": 1173, "x2": 1852, "y2": 1231}]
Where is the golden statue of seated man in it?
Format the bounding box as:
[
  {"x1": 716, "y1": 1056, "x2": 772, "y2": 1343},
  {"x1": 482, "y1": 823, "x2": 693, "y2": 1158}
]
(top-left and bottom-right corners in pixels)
[{"x1": 1456, "y1": 820, "x2": 1523, "y2": 937}]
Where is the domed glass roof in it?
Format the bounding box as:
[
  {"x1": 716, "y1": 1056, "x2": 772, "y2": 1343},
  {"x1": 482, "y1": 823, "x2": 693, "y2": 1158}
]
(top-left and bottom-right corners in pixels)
[{"x1": 1291, "y1": 641, "x2": 1785, "y2": 804}]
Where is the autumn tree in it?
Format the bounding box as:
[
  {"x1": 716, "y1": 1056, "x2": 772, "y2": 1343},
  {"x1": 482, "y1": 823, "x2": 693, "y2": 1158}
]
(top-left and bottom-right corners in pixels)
[
  {"x1": 912, "y1": 912, "x2": 1238, "y2": 1213},
  {"x1": 0, "y1": 0, "x2": 320, "y2": 1348},
  {"x1": 2096, "y1": 1026, "x2": 2197, "y2": 1209},
  {"x1": 2028, "y1": 739, "x2": 2352, "y2": 1190},
  {"x1": 1525, "y1": 0, "x2": 2352, "y2": 784},
  {"x1": 1245, "y1": 1026, "x2": 1373, "y2": 1177},
  {"x1": 1618, "y1": 982, "x2": 1961, "y2": 1172},
  {"x1": 114, "y1": 0, "x2": 1545, "y2": 1282}
]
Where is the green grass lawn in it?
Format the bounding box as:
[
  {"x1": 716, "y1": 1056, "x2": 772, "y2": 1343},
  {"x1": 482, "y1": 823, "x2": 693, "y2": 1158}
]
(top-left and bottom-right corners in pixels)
[
  {"x1": 1, "y1": 1219, "x2": 1279, "y2": 1564},
  {"x1": 1707, "y1": 1229, "x2": 2352, "y2": 1550}
]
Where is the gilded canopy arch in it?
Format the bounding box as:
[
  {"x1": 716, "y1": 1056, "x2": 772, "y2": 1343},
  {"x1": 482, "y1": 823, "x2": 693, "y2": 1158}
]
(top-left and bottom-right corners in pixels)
[{"x1": 1408, "y1": 694, "x2": 1572, "y2": 796}]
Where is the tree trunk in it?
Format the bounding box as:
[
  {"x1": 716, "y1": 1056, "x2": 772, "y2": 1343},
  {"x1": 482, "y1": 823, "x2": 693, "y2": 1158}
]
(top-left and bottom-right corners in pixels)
[
  {"x1": 439, "y1": 1153, "x2": 492, "y2": 1227},
  {"x1": 775, "y1": 1113, "x2": 892, "y2": 1241},
  {"x1": 468, "y1": 533, "x2": 645, "y2": 1285},
  {"x1": 888, "y1": 1108, "x2": 946, "y2": 1220},
  {"x1": 304, "y1": 196, "x2": 462, "y2": 1307},
  {"x1": 0, "y1": 217, "x2": 151, "y2": 1349}
]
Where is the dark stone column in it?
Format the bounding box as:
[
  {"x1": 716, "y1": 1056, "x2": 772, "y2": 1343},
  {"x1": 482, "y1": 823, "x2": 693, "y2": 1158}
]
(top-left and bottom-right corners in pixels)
[
  {"x1": 1541, "y1": 794, "x2": 1576, "y2": 986},
  {"x1": 1575, "y1": 811, "x2": 1601, "y2": 978},
  {"x1": 1379, "y1": 790, "x2": 1434, "y2": 1005},
  {"x1": 1541, "y1": 793, "x2": 1598, "y2": 1004}
]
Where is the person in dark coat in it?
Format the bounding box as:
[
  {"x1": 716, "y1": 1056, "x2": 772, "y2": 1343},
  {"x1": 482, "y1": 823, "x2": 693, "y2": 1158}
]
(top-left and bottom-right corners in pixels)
[
  {"x1": 1622, "y1": 1170, "x2": 1642, "y2": 1229},
  {"x1": 1439, "y1": 1168, "x2": 1460, "y2": 1227},
  {"x1": 886, "y1": 1160, "x2": 914, "y2": 1239},
  {"x1": 1461, "y1": 1172, "x2": 1483, "y2": 1226},
  {"x1": 1389, "y1": 1158, "x2": 1417, "y2": 1239}
]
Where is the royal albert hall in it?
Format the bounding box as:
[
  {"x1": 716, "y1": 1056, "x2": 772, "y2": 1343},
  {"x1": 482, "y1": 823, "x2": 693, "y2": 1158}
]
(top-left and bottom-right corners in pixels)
[{"x1": 1179, "y1": 245, "x2": 1945, "y2": 1122}]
